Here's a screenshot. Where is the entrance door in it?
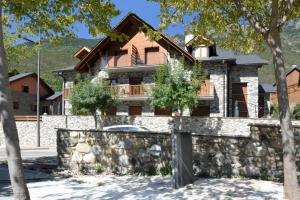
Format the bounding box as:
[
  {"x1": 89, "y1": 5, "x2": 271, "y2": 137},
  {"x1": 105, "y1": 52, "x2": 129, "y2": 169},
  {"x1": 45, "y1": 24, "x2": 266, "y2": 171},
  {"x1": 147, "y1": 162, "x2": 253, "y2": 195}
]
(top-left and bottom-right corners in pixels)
[
  {"x1": 128, "y1": 106, "x2": 142, "y2": 116},
  {"x1": 232, "y1": 83, "x2": 248, "y2": 117},
  {"x1": 129, "y1": 77, "x2": 143, "y2": 96}
]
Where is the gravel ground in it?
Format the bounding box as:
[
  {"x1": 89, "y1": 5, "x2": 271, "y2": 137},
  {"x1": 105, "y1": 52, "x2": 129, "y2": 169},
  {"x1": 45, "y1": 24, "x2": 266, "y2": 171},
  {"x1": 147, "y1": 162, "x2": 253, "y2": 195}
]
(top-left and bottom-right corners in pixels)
[{"x1": 0, "y1": 175, "x2": 283, "y2": 200}]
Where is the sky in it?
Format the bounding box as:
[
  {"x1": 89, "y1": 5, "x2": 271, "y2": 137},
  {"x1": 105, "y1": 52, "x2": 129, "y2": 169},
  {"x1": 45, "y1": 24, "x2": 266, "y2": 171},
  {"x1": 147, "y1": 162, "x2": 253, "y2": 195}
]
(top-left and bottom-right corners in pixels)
[{"x1": 75, "y1": 0, "x2": 185, "y2": 39}]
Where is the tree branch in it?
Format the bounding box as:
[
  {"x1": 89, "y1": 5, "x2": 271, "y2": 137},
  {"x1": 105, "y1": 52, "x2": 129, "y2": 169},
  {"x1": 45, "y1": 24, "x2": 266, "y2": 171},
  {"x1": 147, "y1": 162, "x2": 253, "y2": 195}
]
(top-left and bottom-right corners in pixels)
[{"x1": 232, "y1": 0, "x2": 268, "y2": 35}]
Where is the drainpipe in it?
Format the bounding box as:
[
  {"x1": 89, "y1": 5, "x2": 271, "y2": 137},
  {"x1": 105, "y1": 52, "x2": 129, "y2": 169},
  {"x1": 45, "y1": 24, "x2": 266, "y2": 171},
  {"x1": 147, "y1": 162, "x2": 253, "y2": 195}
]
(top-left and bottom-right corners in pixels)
[{"x1": 226, "y1": 65, "x2": 231, "y2": 117}]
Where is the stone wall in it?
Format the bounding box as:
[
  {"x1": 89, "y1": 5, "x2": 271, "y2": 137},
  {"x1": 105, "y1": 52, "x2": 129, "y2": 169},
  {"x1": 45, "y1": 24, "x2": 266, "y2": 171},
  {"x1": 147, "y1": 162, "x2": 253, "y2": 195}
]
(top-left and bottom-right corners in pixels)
[
  {"x1": 57, "y1": 123, "x2": 300, "y2": 181},
  {"x1": 0, "y1": 115, "x2": 172, "y2": 147},
  {"x1": 57, "y1": 129, "x2": 172, "y2": 175}
]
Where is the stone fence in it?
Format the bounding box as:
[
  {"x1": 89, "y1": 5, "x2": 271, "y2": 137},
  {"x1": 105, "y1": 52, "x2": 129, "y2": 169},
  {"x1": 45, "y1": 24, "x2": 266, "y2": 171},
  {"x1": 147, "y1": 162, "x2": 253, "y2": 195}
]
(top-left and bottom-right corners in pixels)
[
  {"x1": 1, "y1": 115, "x2": 300, "y2": 147},
  {"x1": 57, "y1": 122, "x2": 300, "y2": 181}
]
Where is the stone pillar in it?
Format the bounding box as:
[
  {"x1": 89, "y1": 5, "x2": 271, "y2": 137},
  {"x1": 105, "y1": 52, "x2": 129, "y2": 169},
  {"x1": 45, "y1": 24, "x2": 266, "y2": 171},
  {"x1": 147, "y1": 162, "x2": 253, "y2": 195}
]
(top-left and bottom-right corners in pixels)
[{"x1": 172, "y1": 131, "x2": 193, "y2": 188}]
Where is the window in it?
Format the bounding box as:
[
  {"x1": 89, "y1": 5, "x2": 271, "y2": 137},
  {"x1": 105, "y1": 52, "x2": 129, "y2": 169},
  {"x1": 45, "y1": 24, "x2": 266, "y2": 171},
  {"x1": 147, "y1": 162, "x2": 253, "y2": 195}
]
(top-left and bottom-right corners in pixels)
[
  {"x1": 31, "y1": 105, "x2": 37, "y2": 112},
  {"x1": 191, "y1": 105, "x2": 210, "y2": 117},
  {"x1": 22, "y1": 85, "x2": 29, "y2": 93},
  {"x1": 13, "y1": 102, "x2": 19, "y2": 110}
]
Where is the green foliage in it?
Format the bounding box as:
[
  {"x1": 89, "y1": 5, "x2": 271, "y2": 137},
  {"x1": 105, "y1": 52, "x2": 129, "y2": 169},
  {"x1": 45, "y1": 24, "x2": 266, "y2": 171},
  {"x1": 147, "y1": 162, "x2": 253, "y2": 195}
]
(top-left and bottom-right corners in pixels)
[
  {"x1": 70, "y1": 77, "x2": 116, "y2": 116},
  {"x1": 95, "y1": 163, "x2": 104, "y2": 174},
  {"x1": 292, "y1": 104, "x2": 300, "y2": 120},
  {"x1": 159, "y1": 162, "x2": 172, "y2": 176},
  {"x1": 151, "y1": 59, "x2": 207, "y2": 115},
  {"x1": 41, "y1": 73, "x2": 63, "y2": 91},
  {"x1": 270, "y1": 103, "x2": 280, "y2": 119}
]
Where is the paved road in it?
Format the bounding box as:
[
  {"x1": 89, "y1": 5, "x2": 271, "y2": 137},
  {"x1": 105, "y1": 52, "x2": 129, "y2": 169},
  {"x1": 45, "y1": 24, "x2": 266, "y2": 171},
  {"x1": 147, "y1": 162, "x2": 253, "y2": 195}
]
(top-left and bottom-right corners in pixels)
[{"x1": 0, "y1": 147, "x2": 57, "y2": 161}]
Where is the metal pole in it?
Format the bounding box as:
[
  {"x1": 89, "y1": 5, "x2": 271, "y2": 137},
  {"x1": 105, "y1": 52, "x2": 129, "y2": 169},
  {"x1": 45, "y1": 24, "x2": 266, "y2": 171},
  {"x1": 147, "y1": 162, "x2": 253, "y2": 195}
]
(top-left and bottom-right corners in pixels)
[{"x1": 37, "y1": 29, "x2": 41, "y2": 147}]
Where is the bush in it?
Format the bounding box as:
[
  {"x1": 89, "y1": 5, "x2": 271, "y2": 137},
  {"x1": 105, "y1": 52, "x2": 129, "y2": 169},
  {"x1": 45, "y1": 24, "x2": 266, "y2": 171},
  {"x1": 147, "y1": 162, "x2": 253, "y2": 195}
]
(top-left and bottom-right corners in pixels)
[
  {"x1": 292, "y1": 104, "x2": 300, "y2": 120},
  {"x1": 95, "y1": 163, "x2": 104, "y2": 174},
  {"x1": 159, "y1": 162, "x2": 172, "y2": 176}
]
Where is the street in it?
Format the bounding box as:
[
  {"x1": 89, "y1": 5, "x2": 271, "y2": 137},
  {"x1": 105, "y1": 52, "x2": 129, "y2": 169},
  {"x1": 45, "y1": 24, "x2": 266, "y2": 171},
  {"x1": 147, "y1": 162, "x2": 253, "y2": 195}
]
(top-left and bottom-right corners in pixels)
[{"x1": 0, "y1": 147, "x2": 57, "y2": 161}]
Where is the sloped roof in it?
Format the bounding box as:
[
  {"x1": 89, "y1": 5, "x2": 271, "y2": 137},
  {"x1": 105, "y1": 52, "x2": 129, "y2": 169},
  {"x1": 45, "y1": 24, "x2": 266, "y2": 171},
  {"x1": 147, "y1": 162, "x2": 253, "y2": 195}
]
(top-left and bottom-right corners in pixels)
[
  {"x1": 9, "y1": 72, "x2": 34, "y2": 82},
  {"x1": 52, "y1": 66, "x2": 75, "y2": 73},
  {"x1": 9, "y1": 72, "x2": 54, "y2": 95},
  {"x1": 215, "y1": 49, "x2": 268, "y2": 66},
  {"x1": 75, "y1": 12, "x2": 195, "y2": 72},
  {"x1": 259, "y1": 84, "x2": 276, "y2": 93},
  {"x1": 285, "y1": 64, "x2": 300, "y2": 76},
  {"x1": 46, "y1": 91, "x2": 62, "y2": 100}
]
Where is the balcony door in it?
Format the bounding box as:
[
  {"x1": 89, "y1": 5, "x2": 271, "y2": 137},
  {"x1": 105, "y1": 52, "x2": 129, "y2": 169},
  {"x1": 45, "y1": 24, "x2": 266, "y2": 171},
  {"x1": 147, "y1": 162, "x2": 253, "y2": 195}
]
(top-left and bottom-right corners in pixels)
[{"x1": 129, "y1": 77, "x2": 143, "y2": 96}]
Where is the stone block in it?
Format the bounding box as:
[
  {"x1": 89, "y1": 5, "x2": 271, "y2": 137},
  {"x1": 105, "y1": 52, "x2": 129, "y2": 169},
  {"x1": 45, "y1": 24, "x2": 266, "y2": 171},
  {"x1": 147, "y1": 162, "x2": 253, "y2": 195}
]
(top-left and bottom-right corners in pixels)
[
  {"x1": 76, "y1": 143, "x2": 91, "y2": 153},
  {"x1": 83, "y1": 153, "x2": 96, "y2": 164},
  {"x1": 71, "y1": 151, "x2": 83, "y2": 163}
]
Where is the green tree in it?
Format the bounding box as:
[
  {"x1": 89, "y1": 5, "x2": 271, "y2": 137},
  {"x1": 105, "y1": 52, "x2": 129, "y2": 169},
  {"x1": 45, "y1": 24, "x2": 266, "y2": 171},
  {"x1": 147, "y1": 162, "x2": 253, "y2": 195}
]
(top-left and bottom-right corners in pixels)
[
  {"x1": 151, "y1": 60, "x2": 207, "y2": 116},
  {"x1": 0, "y1": 1, "x2": 120, "y2": 199},
  {"x1": 153, "y1": 0, "x2": 300, "y2": 198},
  {"x1": 70, "y1": 77, "x2": 116, "y2": 128}
]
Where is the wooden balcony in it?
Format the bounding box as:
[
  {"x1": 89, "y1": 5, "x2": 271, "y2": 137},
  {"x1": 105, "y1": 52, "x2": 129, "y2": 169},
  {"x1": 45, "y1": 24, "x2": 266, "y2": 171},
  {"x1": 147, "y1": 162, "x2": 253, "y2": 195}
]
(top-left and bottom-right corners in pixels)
[
  {"x1": 198, "y1": 80, "x2": 214, "y2": 98},
  {"x1": 108, "y1": 84, "x2": 154, "y2": 99},
  {"x1": 108, "y1": 80, "x2": 214, "y2": 100}
]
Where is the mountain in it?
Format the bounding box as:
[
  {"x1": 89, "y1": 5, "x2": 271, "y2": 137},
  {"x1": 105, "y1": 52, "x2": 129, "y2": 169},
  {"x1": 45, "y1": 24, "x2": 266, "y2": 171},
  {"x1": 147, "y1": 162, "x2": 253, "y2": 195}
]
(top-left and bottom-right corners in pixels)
[{"x1": 10, "y1": 27, "x2": 300, "y2": 89}]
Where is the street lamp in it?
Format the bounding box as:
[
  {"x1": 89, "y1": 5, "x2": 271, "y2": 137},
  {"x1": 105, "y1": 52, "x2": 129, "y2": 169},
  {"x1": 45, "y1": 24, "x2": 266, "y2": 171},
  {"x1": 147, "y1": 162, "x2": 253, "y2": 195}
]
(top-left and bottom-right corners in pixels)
[{"x1": 21, "y1": 33, "x2": 41, "y2": 147}]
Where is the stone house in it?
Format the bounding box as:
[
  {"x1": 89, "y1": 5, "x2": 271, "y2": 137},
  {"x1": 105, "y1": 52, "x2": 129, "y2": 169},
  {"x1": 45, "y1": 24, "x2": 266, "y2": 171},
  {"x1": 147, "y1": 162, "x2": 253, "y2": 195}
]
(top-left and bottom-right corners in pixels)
[
  {"x1": 55, "y1": 13, "x2": 268, "y2": 118},
  {"x1": 9, "y1": 72, "x2": 62, "y2": 115}
]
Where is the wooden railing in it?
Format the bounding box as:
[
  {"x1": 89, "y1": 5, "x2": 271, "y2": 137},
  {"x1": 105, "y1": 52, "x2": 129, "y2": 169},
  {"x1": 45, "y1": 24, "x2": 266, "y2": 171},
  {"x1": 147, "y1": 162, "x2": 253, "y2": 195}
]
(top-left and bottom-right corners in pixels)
[
  {"x1": 199, "y1": 80, "x2": 214, "y2": 97},
  {"x1": 15, "y1": 115, "x2": 42, "y2": 121},
  {"x1": 108, "y1": 80, "x2": 214, "y2": 98},
  {"x1": 108, "y1": 84, "x2": 153, "y2": 97}
]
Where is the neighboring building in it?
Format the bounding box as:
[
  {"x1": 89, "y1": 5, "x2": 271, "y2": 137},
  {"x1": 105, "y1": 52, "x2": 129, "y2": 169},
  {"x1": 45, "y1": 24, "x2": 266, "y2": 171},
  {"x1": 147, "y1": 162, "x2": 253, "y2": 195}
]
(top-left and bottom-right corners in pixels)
[
  {"x1": 258, "y1": 84, "x2": 276, "y2": 117},
  {"x1": 271, "y1": 65, "x2": 300, "y2": 106},
  {"x1": 55, "y1": 13, "x2": 268, "y2": 118},
  {"x1": 9, "y1": 72, "x2": 62, "y2": 115}
]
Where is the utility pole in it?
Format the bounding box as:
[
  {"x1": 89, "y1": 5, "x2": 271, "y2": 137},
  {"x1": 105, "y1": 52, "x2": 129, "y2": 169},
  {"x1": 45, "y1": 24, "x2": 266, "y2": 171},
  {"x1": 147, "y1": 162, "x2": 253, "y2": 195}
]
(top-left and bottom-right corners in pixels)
[
  {"x1": 20, "y1": 31, "x2": 41, "y2": 147},
  {"x1": 36, "y1": 28, "x2": 41, "y2": 147}
]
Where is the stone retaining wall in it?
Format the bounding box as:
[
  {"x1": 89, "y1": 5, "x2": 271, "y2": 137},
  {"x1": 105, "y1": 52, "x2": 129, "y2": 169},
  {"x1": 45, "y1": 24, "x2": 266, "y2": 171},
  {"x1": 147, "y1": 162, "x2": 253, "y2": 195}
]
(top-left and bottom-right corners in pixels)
[
  {"x1": 57, "y1": 123, "x2": 300, "y2": 181},
  {"x1": 57, "y1": 129, "x2": 172, "y2": 175}
]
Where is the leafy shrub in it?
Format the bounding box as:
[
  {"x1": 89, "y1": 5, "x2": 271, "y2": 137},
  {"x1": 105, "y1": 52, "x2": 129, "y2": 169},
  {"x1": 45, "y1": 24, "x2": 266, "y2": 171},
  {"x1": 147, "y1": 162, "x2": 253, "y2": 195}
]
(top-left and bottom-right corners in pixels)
[
  {"x1": 292, "y1": 104, "x2": 300, "y2": 120},
  {"x1": 95, "y1": 163, "x2": 104, "y2": 174},
  {"x1": 159, "y1": 162, "x2": 172, "y2": 176}
]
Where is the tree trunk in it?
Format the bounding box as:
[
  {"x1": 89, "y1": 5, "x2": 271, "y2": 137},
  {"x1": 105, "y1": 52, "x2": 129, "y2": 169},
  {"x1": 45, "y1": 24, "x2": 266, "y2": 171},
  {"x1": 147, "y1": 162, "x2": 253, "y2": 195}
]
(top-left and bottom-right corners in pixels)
[
  {"x1": 0, "y1": 6, "x2": 30, "y2": 200},
  {"x1": 267, "y1": 30, "x2": 299, "y2": 200}
]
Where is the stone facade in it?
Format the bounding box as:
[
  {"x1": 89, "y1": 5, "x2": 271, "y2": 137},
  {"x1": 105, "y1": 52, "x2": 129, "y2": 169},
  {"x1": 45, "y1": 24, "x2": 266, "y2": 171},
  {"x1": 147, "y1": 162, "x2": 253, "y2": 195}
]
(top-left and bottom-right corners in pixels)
[
  {"x1": 228, "y1": 66, "x2": 259, "y2": 118},
  {"x1": 57, "y1": 129, "x2": 171, "y2": 175},
  {"x1": 57, "y1": 122, "x2": 300, "y2": 181}
]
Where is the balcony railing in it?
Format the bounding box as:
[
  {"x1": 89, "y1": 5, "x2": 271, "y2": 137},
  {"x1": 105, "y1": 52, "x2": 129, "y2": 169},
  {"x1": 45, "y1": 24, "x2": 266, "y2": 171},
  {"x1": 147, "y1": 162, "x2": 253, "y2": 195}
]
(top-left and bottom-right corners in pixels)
[
  {"x1": 99, "y1": 52, "x2": 168, "y2": 68},
  {"x1": 108, "y1": 84, "x2": 154, "y2": 98},
  {"x1": 198, "y1": 80, "x2": 214, "y2": 97},
  {"x1": 108, "y1": 80, "x2": 214, "y2": 99},
  {"x1": 63, "y1": 80, "x2": 214, "y2": 99}
]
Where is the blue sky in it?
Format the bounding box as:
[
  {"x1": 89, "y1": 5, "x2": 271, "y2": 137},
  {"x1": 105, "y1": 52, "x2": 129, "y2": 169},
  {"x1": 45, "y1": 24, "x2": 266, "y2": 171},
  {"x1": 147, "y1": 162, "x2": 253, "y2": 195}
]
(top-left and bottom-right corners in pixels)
[{"x1": 76, "y1": 0, "x2": 185, "y2": 39}]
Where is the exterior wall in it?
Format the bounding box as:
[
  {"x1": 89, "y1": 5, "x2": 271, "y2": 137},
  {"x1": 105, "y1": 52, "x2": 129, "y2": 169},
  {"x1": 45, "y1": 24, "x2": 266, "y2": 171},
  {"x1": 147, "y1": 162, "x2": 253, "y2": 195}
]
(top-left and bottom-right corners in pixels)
[
  {"x1": 3, "y1": 114, "x2": 300, "y2": 148},
  {"x1": 11, "y1": 91, "x2": 37, "y2": 115},
  {"x1": 228, "y1": 66, "x2": 259, "y2": 118},
  {"x1": 57, "y1": 121, "x2": 300, "y2": 181},
  {"x1": 204, "y1": 62, "x2": 227, "y2": 117},
  {"x1": 57, "y1": 130, "x2": 171, "y2": 175},
  {"x1": 271, "y1": 70, "x2": 300, "y2": 105},
  {"x1": 10, "y1": 75, "x2": 50, "y2": 97}
]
